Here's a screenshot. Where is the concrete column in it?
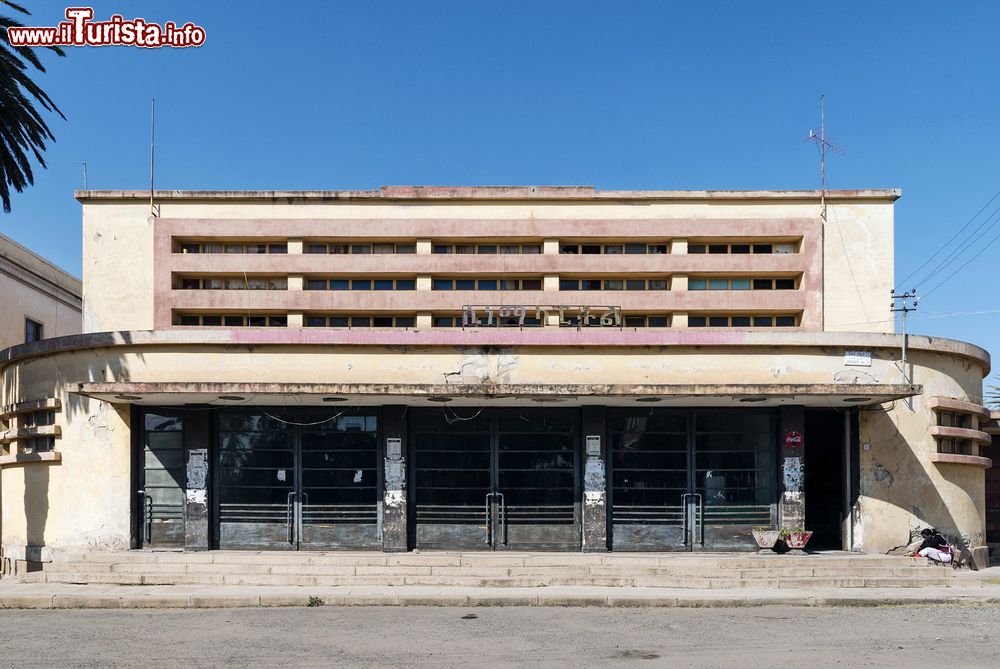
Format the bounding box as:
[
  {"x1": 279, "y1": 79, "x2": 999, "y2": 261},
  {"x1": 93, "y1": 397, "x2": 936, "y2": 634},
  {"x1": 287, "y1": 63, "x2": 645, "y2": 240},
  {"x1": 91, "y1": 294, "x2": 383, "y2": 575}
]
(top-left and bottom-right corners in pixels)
[
  {"x1": 543, "y1": 275, "x2": 560, "y2": 291},
  {"x1": 288, "y1": 275, "x2": 304, "y2": 291},
  {"x1": 672, "y1": 274, "x2": 688, "y2": 291},
  {"x1": 287, "y1": 313, "x2": 304, "y2": 328},
  {"x1": 416, "y1": 276, "x2": 432, "y2": 291},
  {"x1": 581, "y1": 407, "x2": 609, "y2": 552},
  {"x1": 671, "y1": 238, "x2": 688, "y2": 254},
  {"x1": 672, "y1": 312, "x2": 688, "y2": 328},
  {"x1": 543, "y1": 238, "x2": 559, "y2": 254},
  {"x1": 416, "y1": 239, "x2": 432, "y2": 254},
  {"x1": 288, "y1": 238, "x2": 303, "y2": 254},
  {"x1": 778, "y1": 406, "x2": 806, "y2": 531},
  {"x1": 416, "y1": 312, "x2": 433, "y2": 328},
  {"x1": 184, "y1": 412, "x2": 211, "y2": 551},
  {"x1": 382, "y1": 405, "x2": 408, "y2": 552}
]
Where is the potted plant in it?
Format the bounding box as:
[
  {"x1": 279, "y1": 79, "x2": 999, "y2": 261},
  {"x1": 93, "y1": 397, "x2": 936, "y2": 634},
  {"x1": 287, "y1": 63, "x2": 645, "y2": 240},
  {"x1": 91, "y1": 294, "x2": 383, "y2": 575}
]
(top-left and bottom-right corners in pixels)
[
  {"x1": 780, "y1": 527, "x2": 813, "y2": 553},
  {"x1": 751, "y1": 527, "x2": 781, "y2": 553}
]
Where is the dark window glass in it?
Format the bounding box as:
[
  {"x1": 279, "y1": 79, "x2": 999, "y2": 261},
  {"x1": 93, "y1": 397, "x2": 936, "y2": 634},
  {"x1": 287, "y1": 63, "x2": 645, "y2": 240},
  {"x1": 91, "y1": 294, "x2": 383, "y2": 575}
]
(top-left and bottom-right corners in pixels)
[
  {"x1": 753, "y1": 316, "x2": 773, "y2": 327},
  {"x1": 647, "y1": 244, "x2": 668, "y2": 254},
  {"x1": 305, "y1": 244, "x2": 327, "y2": 254},
  {"x1": 775, "y1": 279, "x2": 796, "y2": 290},
  {"x1": 708, "y1": 244, "x2": 728, "y2": 254},
  {"x1": 604, "y1": 244, "x2": 624, "y2": 255},
  {"x1": 433, "y1": 279, "x2": 453, "y2": 290},
  {"x1": 330, "y1": 279, "x2": 349, "y2": 290},
  {"x1": 731, "y1": 316, "x2": 751, "y2": 327},
  {"x1": 373, "y1": 317, "x2": 393, "y2": 327},
  {"x1": 688, "y1": 316, "x2": 707, "y2": 327},
  {"x1": 753, "y1": 279, "x2": 773, "y2": 290},
  {"x1": 224, "y1": 243, "x2": 244, "y2": 254},
  {"x1": 624, "y1": 316, "x2": 644, "y2": 327},
  {"x1": 559, "y1": 245, "x2": 579, "y2": 254},
  {"x1": 180, "y1": 278, "x2": 200, "y2": 289},
  {"x1": 648, "y1": 279, "x2": 669, "y2": 290},
  {"x1": 329, "y1": 317, "x2": 349, "y2": 327},
  {"x1": 396, "y1": 317, "x2": 415, "y2": 328},
  {"x1": 246, "y1": 244, "x2": 267, "y2": 254},
  {"x1": 330, "y1": 245, "x2": 350, "y2": 255},
  {"x1": 709, "y1": 316, "x2": 729, "y2": 327},
  {"x1": 499, "y1": 279, "x2": 519, "y2": 290},
  {"x1": 248, "y1": 316, "x2": 267, "y2": 327},
  {"x1": 202, "y1": 315, "x2": 222, "y2": 326},
  {"x1": 625, "y1": 243, "x2": 646, "y2": 255},
  {"x1": 374, "y1": 279, "x2": 394, "y2": 290},
  {"x1": 433, "y1": 317, "x2": 454, "y2": 327},
  {"x1": 395, "y1": 244, "x2": 415, "y2": 254},
  {"x1": 581, "y1": 245, "x2": 601, "y2": 255},
  {"x1": 626, "y1": 279, "x2": 646, "y2": 290},
  {"x1": 224, "y1": 316, "x2": 244, "y2": 327},
  {"x1": 178, "y1": 315, "x2": 199, "y2": 326},
  {"x1": 396, "y1": 279, "x2": 416, "y2": 290},
  {"x1": 477, "y1": 279, "x2": 497, "y2": 290},
  {"x1": 456, "y1": 245, "x2": 476, "y2": 255},
  {"x1": 351, "y1": 245, "x2": 372, "y2": 254},
  {"x1": 688, "y1": 244, "x2": 706, "y2": 254},
  {"x1": 580, "y1": 279, "x2": 602, "y2": 290},
  {"x1": 477, "y1": 245, "x2": 497, "y2": 254},
  {"x1": 775, "y1": 316, "x2": 796, "y2": 327},
  {"x1": 648, "y1": 316, "x2": 669, "y2": 327},
  {"x1": 268, "y1": 316, "x2": 287, "y2": 327},
  {"x1": 433, "y1": 245, "x2": 452, "y2": 254},
  {"x1": 729, "y1": 244, "x2": 750, "y2": 254},
  {"x1": 268, "y1": 244, "x2": 287, "y2": 254},
  {"x1": 521, "y1": 279, "x2": 542, "y2": 290},
  {"x1": 372, "y1": 244, "x2": 395, "y2": 254},
  {"x1": 455, "y1": 279, "x2": 475, "y2": 290},
  {"x1": 351, "y1": 317, "x2": 371, "y2": 327},
  {"x1": 351, "y1": 279, "x2": 372, "y2": 290},
  {"x1": 560, "y1": 279, "x2": 579, "y2": 290},
  {"x1": 305, "y1": 279, "x2": 327, "y2": 290},
  {"x1": 753, "y1": 244, "x2": 773, "y2": 254},
  {"x1": 305, "y1": 316, "x2": 327, "y2": 327},
  {"x1": 179, "y1": 243, "x2": 200, "y2": 254},
  {"x1": 522, "y1": 245, "x2": 541, "y2": 254}
]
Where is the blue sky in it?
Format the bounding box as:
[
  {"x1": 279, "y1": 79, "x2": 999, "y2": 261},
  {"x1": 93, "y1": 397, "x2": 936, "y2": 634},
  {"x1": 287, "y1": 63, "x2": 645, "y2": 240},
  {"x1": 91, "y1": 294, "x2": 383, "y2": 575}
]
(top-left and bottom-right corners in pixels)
[{"x1": 4, "y1": 1, "x2": 999, "y2": 396}]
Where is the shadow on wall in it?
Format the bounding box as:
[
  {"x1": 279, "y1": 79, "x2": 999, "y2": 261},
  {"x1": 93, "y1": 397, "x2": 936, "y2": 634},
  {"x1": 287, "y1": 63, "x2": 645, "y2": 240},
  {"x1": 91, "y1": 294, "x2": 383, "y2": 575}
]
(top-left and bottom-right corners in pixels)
[
  {"x1": 24, "y1": 462, "x2": 50, "y2": 561},
  {"x1": 861, "y1": 403, "x2": 979, "y2": 564}
]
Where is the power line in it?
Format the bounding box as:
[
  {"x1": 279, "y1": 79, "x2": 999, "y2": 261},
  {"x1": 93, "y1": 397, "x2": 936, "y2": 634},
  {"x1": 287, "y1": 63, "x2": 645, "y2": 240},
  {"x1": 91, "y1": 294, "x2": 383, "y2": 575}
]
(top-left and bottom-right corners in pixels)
[
  {"x1": 895, "y1": 187, "x2": 1000, "y2": 290},
  {"x1": 920, "y1": 226, "x2": 1000, "y2": 299},
  {"x1": 911, "y1": 203, "x2": 1000, "y2": 291}
]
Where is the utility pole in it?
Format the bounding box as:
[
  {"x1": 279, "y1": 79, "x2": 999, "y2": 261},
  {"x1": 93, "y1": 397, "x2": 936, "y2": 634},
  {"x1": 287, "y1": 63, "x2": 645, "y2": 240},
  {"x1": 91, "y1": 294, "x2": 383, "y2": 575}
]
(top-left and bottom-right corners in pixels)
[{"x1": 890, "y1": 288, "x2": 918, "y2": 386}]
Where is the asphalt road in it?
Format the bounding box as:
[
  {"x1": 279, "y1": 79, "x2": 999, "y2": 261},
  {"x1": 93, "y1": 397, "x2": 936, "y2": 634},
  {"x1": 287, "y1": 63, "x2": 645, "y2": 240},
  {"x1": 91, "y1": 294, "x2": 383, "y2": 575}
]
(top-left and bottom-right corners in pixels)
[{"x1": 1, "y1": 605, "x2": 998, "y2": 668}]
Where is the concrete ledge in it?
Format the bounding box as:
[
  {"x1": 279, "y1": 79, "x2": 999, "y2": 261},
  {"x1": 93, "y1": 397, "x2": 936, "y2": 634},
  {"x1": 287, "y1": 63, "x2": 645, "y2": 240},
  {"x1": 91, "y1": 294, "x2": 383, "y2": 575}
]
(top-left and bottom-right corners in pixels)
[
  {"x1": 929, "y1": 425, "x2": 991, "y2": 445},
  {"x1": 929, "y1": 452, "x2": 993, "y2": 468},
  {"x1": 0, "y1": 452, "x2": 61, "y2": 467},
  {"x1": 928, "y1": 397, "x2": 989, "y2": 417}
]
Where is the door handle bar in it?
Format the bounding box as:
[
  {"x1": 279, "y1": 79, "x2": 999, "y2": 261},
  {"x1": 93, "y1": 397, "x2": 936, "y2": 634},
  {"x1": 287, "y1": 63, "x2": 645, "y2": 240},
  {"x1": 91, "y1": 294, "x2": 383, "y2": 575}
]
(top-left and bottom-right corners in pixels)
[
  {"x1": 496, "y1": 492, "x2": 506, "y2": 546},
  {"x1": 485, "y1": 492, "x2": 496, "y2": 546},
  {"x1": 287, "y1": 491, "x2": 296, "y2": 544},
  {"x1": 138, "y1": 490, "x2": 152, "y2": 544}
]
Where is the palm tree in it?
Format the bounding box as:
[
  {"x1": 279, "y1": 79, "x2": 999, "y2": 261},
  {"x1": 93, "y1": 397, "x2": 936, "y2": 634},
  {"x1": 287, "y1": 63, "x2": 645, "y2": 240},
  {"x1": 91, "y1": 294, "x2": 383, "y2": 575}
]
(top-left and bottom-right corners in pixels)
[
  {"x1": 0, "y1": 1, "x2": 64, "y2": 212},
  {"x1": 987, "y1": 375, "x2": 999, "y2": 409}
]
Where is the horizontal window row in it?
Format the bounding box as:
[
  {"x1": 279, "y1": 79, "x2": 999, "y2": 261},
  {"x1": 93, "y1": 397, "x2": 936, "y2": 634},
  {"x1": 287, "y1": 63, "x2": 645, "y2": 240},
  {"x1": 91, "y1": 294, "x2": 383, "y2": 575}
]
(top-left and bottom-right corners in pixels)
[
  {"x1": 687, "y1": 242, "x2": 796, "y2": 255},
  {"x1": 177, "y1": 314, "x2": 288, "y2": 327},
  {"x1": 937, "y1": 438, "x2": 974, "y2": 456},
  {"x1": 19, "y1": 409, "x2": 55, "y2": 428},
  {"x1": 688, "y1": 315, "x2": 798, "y2": 327},
  {"x1": 688, "y1": 277, "x2": 796, "y2": 290},
  {"x1": 936, "y1": 411, "x2": 972, "y2": 429},
  {"x1": 434, "y1": 243, "x2": 540, "y2": 255},
  {"x1": 433, "y1": 278, "x2": 543, "y2": 291},
  {"x1": 435, "y1": 314, "x2": 670, "y2": 328},
  {"x1": 560, "y1": 278, "x2": 669, "y2": 291},
  {"x1": 178, "y1": 242, "x2": 288, "y2": 254},
  {"x1": 433, "y1": 315, "x2": 542, "y2": 327},
  {"x1": 21, "y1": 436, "x2": 55, "y2": 453},
  {"x1": 306, "y1": 243, "x2": 415, "y2": 255},
  {"x1": 305, "y1": 315, "x2": 416, "y2": 328},
  {"x1": 306, "y1": 278, "x2": 416, "y2": 291},
  {"x1": 560, "y1": 243, "x2": 668, "y2": 255},
  {"x1": 178, "y1": 277, "x2": 288, "y2": 290}
]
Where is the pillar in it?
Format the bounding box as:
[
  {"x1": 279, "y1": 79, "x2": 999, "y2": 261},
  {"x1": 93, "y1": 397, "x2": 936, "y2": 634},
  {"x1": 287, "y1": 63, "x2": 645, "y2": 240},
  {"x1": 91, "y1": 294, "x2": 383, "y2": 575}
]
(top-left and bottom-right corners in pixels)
[
  {"x1": 581, "y1": 406, "x2": 609, "y2": 552},
  {"x1": 184, "y1": 412, "x2": 211, "y2": 551},
  {"x1": 778, "y1": 406, "x2": 806, "y2": 531},
  {"x1": 382, "y1": 405, "x2": 408, "y2": 552}
]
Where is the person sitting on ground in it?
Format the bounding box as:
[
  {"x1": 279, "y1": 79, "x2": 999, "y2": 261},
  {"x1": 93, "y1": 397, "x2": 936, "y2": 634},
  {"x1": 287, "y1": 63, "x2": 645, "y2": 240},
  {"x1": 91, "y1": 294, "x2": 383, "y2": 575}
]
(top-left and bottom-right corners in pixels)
[{"x1": 912, "y1": 528, "x2": 952, "y2": 563}]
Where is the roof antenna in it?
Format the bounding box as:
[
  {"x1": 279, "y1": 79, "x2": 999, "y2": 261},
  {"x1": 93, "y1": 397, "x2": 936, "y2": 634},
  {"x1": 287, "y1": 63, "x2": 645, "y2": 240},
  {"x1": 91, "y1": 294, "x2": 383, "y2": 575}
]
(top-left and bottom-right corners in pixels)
[
  {"x1": 806, "y1": 95, "x2": 846, "y2": 221},
  {"x1": 149, "y1": 97, "x2": 156, "y2": 217}
]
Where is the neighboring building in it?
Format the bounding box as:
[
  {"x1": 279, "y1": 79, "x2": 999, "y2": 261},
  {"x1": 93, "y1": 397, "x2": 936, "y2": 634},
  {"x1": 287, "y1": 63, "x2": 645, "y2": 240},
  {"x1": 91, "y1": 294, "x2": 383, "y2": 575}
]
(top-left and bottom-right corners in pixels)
[
  {"x1": 984, "y1": 411, "x2": 1000, "y2": 559},
  {"x1": 0, "y1": 187, "x2": 993, "y2": 569},
  {"x1": 0, "y1": 233, "x2": 81, "y2": 350}
]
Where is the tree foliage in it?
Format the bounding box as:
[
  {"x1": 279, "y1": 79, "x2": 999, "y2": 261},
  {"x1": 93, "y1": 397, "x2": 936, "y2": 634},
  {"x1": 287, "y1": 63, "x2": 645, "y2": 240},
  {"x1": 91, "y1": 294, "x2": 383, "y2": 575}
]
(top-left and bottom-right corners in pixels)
[
  {"x1": 987, "y1": 375, "x2": 999, "y2": 410},
  {"x1": 0, "y1": 1, "x2": 64, "y2": 212}
]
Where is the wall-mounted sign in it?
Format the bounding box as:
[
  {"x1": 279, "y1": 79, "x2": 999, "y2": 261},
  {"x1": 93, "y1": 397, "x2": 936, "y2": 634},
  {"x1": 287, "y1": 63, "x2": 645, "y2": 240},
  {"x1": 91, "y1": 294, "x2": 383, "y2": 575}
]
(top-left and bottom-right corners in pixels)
[
  {"x1": 461, "y1": 305, "x2": 622, "y2": 328},
  {"x1": 586, "y1": 435, "x2": 601, "y2": 457},
  {"x1": 844, "y1": 350, "x2": 872, "y2": 367},
  {"x1": 386, "y1": 437, "x2": 402, "y2": 461},
  {"x1": 784, "y1": 431, "x2": 804, "y2": 449}
]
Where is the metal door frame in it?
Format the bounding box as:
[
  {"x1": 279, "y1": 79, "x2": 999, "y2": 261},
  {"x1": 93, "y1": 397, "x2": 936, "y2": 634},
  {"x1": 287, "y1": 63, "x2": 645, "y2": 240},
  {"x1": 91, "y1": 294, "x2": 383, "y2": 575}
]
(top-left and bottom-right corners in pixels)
[{"x1": 134, "y1": 407, "x2": 189, "y2": 549}]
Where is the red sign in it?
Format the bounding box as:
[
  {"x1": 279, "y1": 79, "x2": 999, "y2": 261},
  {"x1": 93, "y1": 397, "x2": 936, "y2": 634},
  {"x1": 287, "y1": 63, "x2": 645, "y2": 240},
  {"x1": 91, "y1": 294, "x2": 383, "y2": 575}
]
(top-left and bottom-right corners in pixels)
[{"x1": 784, "y1": 431, "x2": 803, "y2": 449}]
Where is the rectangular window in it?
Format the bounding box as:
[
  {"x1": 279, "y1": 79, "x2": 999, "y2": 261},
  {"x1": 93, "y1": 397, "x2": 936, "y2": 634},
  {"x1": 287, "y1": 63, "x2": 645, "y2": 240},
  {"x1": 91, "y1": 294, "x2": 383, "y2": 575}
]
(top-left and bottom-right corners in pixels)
[
  {"x1": 351, "y1": 316, "x2": 371, "y2": 328},
  {"x1": 647, "y1": 316, "x2": 669, "y2": 327},
  {"x1": 305, "y1": 316, "x2": 326, "y2": 327},
  {"x1": 624, "y1": 316, "x2": 644, "y2": 327},
  {"x1": 648, "y1": 279, "x2": 669, "y2": 290},
  {"x1": 372, "y1": 244, "x2": 395, "y2": 254},
  {"x1": 708, "y1": 244, "x2": 728, "y2": 254},
  {"x1": 268, "y1": 316, "x2": 287, "y2": 327},
  {"x1": 306, "y1": 244, "x2": 327, "y2": 254},
  {"x1": 753, "y1": 316, "x2": 774, "y2": 327},
  {"x1": 560, "y1": 245, "x2": 579, "y2": 254},
  {"x1": 224, "y1": 278, "x2": 245, "y2": 290},
  {"x1": 709, "y1": 278, "x2": 728, "y2": 290},
  {"x1": 688, "y1": 316, "x2": 707, "y2": 327},
  {"x1": 306, "y1": 279, "x2": 327, "y2": 290},
  {"x1": 351, "y1": 279, "x2": 372, "y2": 290},
  {"x1": 560, "y1": 279, "x2": 579, "y2": 291},
  {"x1": 731, "y1": 244, "x2": 751, "y2": 254},
  {"x1": 267, "y1": 278, "x2": 288, "y2": 290},
  {"x1": 626, "y1": 279, "x2": 645, "y2": 291},
  {"x1": 351, "y1": 245, "x2": 372, "y2": 255},
  {"x1": 478, "y1": 279, "x2": 498, "y2": 290},
  {"x1": 248, "y1": 316, "x2": 267, "y2": 327},
  {"x1": 203, "y1": 243, "x2": 223, "y2": 254},
  {"x1": 522, "y1": 244, "x2": 541, "y2": 254},
  {"x1": 268, "y1": 244, "x2": 288, "y2": 254},
  {"x1": 647, "y1": 244, "x2": 668, "y2": 254},
  {"x1": 753, "y1": 279, "x2": 773, "y2": 290},
  {"x1": 604, "y1": 244, "x2": 624, "y2": 255},
  {"x1": 581, "y1": 245, "x2": 601, "y2": 255},
  {"x1": 522, "y1": 279, "x2": 542, "y2": 290},
  {"x1": 456, "y1": 245, "x2": 475, "y2": 255},
  {"x1": 224, "y1": 243, "x2": 244, "y2": 254},
  {"x1": 604, "y1": 279, "x2": 624, "y2": 291},
  {"x1": 455, "y1": 279, "x2": 475, "y2": 290},
  {"x1": 433, "y1": 316, "x2": 456, "y2": 327},
  {"x1": 433, "y1": 245, "x2": 452, "y2": 254},
  {"x1": 499, "y1": 279, "x2": 519, "y2": 290},
  {"x1": 731, "y1": 316, "x2": 751, "y2": 327},
  {"x1": 246, "y1": 278, "x2": 267, "y2": 290},
  {"x1": 477, "y1": 245, "x2": 497, "y2": 254},
  {"x1": 708, "y1": 316, "x2": 729, "y2": 327},
  {"x1": 374, "y1": 279, "x2": 394, "y2": 290},
  {"x1": 775, "y1": 316, "x2": 796, "y2": 327},
  {"x1": 330, "y1": 244, "x2": 350, "y2": 255},
  {"x1": 224, "y1": 316, "x2": 244, "y2": 327},
  {"x1": 202, "y1": 315, "x2": 222, "y2": 326},
  {"x1": 180, "y1": 278, "x2": 200, "y2": 290},
  {"x1": 753, "y1": 244, "x2": 773, "y2": 254},
  {"x1": 500, "y1": 245, "x2": 519, "y2": 255},
  {"x1": 433, "y1": 279, "x2": 453, "y2": 290},
  {"x1": 688, "y1": 279, "x2": 707, "y2": 290},
  {"x1": 329, "y1": 316, "x2": 349, "y2": 327},
  {"x1": 396, "y1": 317, "x2": 415, "y2": 328},
  {"x1": 731, "y1": 278, "x2": 751, "y2": 290},
  {"x1": 246, "y1": 244, "x2": 267, "y2": 255},
  {"x1": 179, "y1": 315, "x2": 199, "y2": 326},
  {"x1": 330, "y1": 279, "x2": 350, "y2": 290},
  {"x1": 396, "y1": 279, "x2": 416, "y2": 290},
  {"x1": 775, "y1": 278, "x2": 796, "y2": 290},
  {"x1": 395, "y1": 244, "x2": 415, "y2": 254},
  {"x1": 373, "y1": 317, "x2": 393, "y2": 327},
  {"x1": 580, "y1": 279, "x2": 602, "y2": 291},
  {"x1": 688, "y1": 244, "x2": 706, "y2": 254},
  {"x1": 625, "y1": 243, "x2": 646, "y2": 255},
  {"x1": 179, "y1": 243, "x2": 200, "y2": 254}
]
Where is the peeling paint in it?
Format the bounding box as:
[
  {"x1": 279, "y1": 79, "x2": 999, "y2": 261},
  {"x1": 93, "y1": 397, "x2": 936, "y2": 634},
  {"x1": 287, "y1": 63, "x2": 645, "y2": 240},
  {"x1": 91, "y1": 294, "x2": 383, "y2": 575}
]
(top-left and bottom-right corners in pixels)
[{"x1": 782, "y1": 456, "x2": 803, "y2": 492}]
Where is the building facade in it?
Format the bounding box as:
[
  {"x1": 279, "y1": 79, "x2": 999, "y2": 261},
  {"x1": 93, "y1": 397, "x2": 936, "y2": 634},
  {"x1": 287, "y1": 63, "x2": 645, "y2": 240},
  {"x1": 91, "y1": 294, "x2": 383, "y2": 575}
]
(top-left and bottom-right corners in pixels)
[{"x1": 0, "y1": 187, "x2": 993, "y2": 568}]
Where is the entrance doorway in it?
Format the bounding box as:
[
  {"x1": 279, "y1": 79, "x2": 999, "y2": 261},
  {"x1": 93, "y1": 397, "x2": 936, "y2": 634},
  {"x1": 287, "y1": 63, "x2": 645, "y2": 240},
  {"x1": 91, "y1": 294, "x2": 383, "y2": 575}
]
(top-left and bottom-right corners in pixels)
[
  {"x1": 137, "y1": 411, "x2": 186, "y2": 548},
  {"x1": 609, "y1": 409, "x2": 777, "y2": 551},
  {"x1": 215, "y1": 410, "x2": 381, "y2": 550},
  {"x1": 410, "y1": 408, "x2": 580, "y2": 550},
  {"x1": 804, "y1": 409, "x2": 847, "y2": 549}
]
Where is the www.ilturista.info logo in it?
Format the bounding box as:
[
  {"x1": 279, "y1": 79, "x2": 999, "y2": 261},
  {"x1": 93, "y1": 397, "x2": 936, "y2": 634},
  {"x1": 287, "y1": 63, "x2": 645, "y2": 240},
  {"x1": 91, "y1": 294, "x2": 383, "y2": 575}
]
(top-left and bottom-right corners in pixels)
[{"x1": 6, "y1": 7, "x2": 205, "y2": 48}]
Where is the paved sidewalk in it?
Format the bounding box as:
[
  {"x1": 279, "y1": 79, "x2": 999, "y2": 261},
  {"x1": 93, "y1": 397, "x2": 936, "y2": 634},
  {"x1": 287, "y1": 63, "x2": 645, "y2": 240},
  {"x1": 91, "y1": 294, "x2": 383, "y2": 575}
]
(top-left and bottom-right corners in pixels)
[{"x1": 2, "y1": 575, "x2": 1000, "y2": 609}]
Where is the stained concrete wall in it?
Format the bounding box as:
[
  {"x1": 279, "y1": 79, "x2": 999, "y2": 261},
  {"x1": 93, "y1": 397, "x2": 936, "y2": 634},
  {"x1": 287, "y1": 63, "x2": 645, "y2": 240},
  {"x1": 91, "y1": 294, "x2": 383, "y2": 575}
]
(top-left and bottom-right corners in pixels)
[{"x1": 0, "y1": 330, "x2": 987, "y2": 556}]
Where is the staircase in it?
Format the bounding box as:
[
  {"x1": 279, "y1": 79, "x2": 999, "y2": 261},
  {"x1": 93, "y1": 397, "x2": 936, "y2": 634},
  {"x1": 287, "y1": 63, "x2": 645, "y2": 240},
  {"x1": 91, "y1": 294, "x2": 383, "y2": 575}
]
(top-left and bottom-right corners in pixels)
[{"x1": 15, "y1": 551, "x2": 960, "y2": 589}]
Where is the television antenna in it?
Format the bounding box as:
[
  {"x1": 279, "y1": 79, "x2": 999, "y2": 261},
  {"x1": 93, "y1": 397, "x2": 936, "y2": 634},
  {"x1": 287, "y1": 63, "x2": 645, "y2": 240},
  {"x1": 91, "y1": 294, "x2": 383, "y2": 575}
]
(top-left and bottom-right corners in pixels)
[{"x1": 805, "y1": 95, "x2": 847, "y2": 220}]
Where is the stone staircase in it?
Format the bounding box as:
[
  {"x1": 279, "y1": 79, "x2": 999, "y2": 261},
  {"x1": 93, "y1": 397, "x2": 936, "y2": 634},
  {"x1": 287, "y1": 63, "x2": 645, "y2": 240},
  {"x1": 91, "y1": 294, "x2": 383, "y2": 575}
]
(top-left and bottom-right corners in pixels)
[{"x1": 14, "y1": 551, "x2": 961, "y2": 589}]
